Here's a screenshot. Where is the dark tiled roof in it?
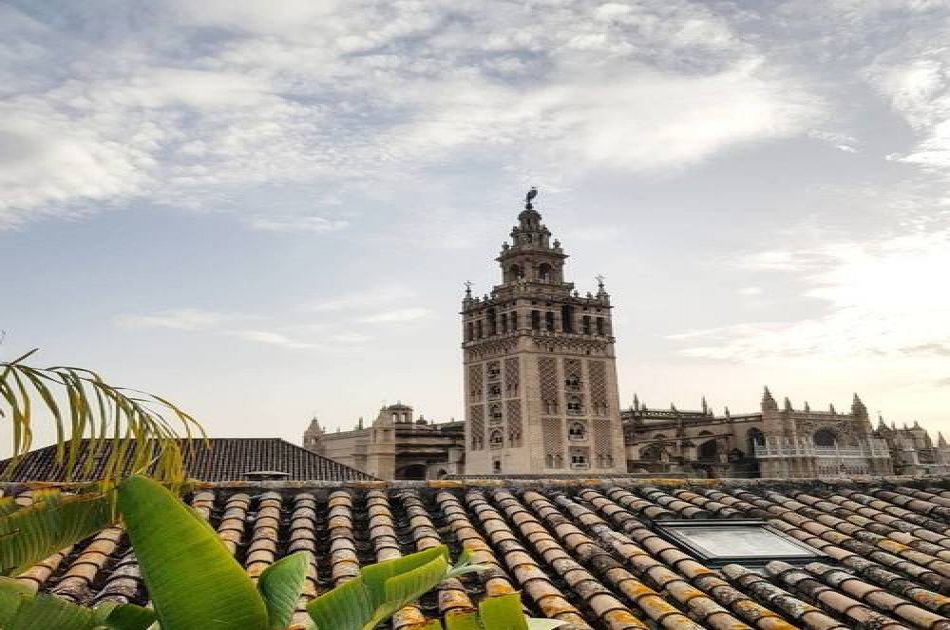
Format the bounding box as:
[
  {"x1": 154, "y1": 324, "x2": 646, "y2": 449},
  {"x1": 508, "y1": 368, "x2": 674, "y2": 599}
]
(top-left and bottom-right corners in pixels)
[
  {"x1": 0, "y1": 438, "x2": 375, "y2": 482},
  {"x1": 5, "y1": 477, "x2": 950, "y2": 629}
]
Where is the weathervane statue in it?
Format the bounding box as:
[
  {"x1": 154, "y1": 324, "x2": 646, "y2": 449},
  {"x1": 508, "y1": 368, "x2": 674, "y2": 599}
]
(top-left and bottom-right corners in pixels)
[{"x1": 525, "y1": 186, "x2": 538, "y2": 210}]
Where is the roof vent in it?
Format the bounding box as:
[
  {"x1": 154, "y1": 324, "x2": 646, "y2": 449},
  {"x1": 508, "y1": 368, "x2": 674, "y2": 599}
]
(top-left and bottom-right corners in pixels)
[{"x1": 244, "y1": 470, "x2": 291, "y2": 481}]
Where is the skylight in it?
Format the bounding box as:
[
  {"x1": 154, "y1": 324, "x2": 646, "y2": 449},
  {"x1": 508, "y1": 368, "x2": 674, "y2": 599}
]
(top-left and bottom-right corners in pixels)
[{"x1": 653, "y1": 519, "x2": 825, "y2": 567}]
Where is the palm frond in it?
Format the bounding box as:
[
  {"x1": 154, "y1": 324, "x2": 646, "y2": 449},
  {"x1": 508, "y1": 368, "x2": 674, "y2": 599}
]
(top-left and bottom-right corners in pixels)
[{"x1": 1, "y1": 349, "x2": 206, "y2": 484}]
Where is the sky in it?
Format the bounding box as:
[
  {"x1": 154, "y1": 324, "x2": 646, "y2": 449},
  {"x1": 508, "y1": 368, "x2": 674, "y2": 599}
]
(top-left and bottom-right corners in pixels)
[{"x1": 2, "y1": 0, "x2": 949, "y2": 450}]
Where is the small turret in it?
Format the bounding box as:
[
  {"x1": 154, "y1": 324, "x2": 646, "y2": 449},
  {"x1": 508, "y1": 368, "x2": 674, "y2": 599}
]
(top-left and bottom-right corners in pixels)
[
  {"x1": 939, "y1": 432, "x2": 948, "y2": 448},
  {"x1": 783, "y1": 397, "x2": 793, "y2": 412},
  {"x1": 761, "y1": 387, "x2": 778, "y2": 412},
  {"x1": 701, "y1": 396, "x2": 708, "y2": 415},
  {"x1": 829, "y1": 403, "x2": 836, "y2": 415},
  {"x1": 851, "y1": 393, "x2": 868, "y2": 419},
  {"x1": 803, "y1": 401, "x2": 810, "y2": 412}
]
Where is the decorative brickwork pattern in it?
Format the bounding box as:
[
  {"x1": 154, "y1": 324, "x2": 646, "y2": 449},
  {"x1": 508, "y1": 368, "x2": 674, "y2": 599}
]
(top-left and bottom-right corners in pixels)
[
  {"x1": 543, "y1": 417, "x2": 564, "y2": 468},
  {"x1": 504, "y1": 358, "x2": 519, "y2": 396},
  {"x1": 588, "y1": 359, "x2": 608, "y2": 416},
  {"x1": 539, "y1": 357, "x2": 559, "y2": 414},
  {"x1": 469, "y1": 364, "x2": 483, "y2": 400},
  {"x1": 506, "y1": 400, "x2": 522, "y2": 447},
  {"x1": 593, "y1": 418, "x2": 613, "y2": 467},
  {"x1": 470, "y1": 405, "x2": 484, "y2": 450}
]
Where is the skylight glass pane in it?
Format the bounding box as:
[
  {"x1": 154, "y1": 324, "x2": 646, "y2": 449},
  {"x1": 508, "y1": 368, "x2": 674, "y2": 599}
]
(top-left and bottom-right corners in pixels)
[{"x1": 662, "y1": 524, "x2": 816, "y2": 558}]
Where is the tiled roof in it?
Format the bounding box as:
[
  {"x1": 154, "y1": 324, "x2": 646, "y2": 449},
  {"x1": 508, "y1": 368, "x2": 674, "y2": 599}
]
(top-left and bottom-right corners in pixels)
[
  {"x1": 4, "y1": 477, "x2": 950, "y2": 629},
  {"x1": 0, "y1": 438, "x2": 375, "y2": 482}
]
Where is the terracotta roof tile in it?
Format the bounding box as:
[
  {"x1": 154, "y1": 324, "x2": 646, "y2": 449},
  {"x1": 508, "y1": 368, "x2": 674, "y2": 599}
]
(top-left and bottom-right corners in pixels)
[{"x1": 6, "y1": 478, "x2": 950, "y2": 628}]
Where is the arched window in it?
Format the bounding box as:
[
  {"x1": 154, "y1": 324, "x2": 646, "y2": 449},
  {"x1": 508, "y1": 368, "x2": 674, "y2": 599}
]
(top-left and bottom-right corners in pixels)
[
  {"x1": 489, "y1": 430, "x2": 503, "y2": 448},
  {"x1": 567, "y1": 395, "x2": 583, "y2": 415},
  {"x1": 565, "y1": 373, "x2": 581, "y2": 390},
  {"x1": 487, "y1": 383, "x2": 501, "y2": 398},
  {"x1": 487, "y1": 308, "x2": 497, "y2": 335},
  {"x1": 509, "y1": 264, "x2": 523, "y2": 281},
  {"x1": 538, "y1": 263, "x2": 552, "y2": 281},
  {"x1": 493, "y1": 459, "x2": 502, "y2": 473},
  {"x1": 596, "y1": 317, "x2": 605, "y2": 335},
  {"x1": 466, "y1": 322, "x2": 474, "y2": 341},
  {"x1": 531, "y1": 310, "x2": 541, "y2": 330},
  {"x1": 582, "y1": 315, "x2": 591, "y2": 335},
  {"x1": 813, "y1": 429, "x2": 837, "y2": 447},
  {"x1": 489, "y1": 404, "x2": 502, "y2": 423},
  {"x1": 568, "y1": 421, "x2": 587, "y2": 441},
  {"x1": 698, "y1": 439, "x2": 718, "y2": 461},
  {"x1": 640, "y1": 444, "x2": 663, "y2": 461},
  {"x1": 545, "y1": 311, "x2": 555, "y2": 331}
]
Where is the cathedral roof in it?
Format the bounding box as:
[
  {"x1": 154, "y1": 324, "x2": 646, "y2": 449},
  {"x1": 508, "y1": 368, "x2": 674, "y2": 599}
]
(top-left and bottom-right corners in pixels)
[{"x1": 4, "y1": 475, "x2": 950, "y2": 628}]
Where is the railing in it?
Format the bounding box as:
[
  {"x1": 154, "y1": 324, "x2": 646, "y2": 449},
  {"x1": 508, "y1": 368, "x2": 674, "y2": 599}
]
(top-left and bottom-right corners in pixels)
[{"x1": 755, "y1": 437, "x2": 890, "y2": 459}]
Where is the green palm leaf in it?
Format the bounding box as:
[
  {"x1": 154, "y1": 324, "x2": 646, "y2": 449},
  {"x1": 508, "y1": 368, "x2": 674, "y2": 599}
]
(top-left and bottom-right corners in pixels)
[
  {"x1": 1, "y1": 349, "x2": 205, "y2": 484},
  {"x1": 117, "y1": 475, "x2": 269, "y2": 630}
]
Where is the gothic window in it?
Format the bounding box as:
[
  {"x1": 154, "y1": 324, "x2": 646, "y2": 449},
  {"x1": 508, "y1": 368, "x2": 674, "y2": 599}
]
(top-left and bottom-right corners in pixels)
[
  {"x1": 538, "y1": 263, "x2": 552, "y2": 281},
  {"x1": 570, "y1": 453, "x2": 589, "y2": 469},
  {"x1": 489, "y1": 429, "x2": 503, "y2": 448},
  {"x1": 510, "y1": 312, "x2": 518, "y2": 330},
  {"x1": 545, "y1": 311, "x2": 555, "y2": 331},
  {"x1": 813, "y1": 429, "x2": 837, "y2": 447},
  {"x1": 476, "y1": 320, "x2": 483, "y2": 338},
  {"x1": 568, "y1": 421, "x2": 587, "y2": 441},
  {"x1": 747, "y1": 428, "x2": 765, "y2": 455},
  {"x1": 466, "y1": 322, "x2": 474, "y2": 342},
  {"x1": 531, "y1": 310, "x2": 541, "y2": 330},
  {"x1": 567, "y1": 394, "x2": 583, "y2": 415},
  {"x1": 582, "y1": 315, "x2": 591, "y2": 335},
  {"x1": 489, "y1": 403, "x2": 502, "y2": 423},
  {"x1": 640, "y1": 444, "x2": 663, "y2": 461},
  {"x1": 500, "y1": 313, "x2": 508, "y2": 333},
  {"x1": 596, "y1": 317, "x2": 605, "y2": 335},
  {"x1": 488, "y1": 308, "x2": 497, "y2": 335},
  {"x1": 509, "y1": 264, "x2": 523, "y2": 281}
]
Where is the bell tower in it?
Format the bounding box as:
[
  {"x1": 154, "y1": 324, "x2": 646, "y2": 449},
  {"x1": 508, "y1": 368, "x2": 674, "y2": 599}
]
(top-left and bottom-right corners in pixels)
[{"x1": 462, "y1": 189, "x2": 626, "y2": 475}]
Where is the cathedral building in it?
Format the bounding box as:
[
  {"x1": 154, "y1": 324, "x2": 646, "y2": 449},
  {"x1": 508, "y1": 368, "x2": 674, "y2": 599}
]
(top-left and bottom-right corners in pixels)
[
  {"x1": 303, "y1": 189, "x2": 947, "y2": 480},
  {"x1": 461, "y1": 189, "x2": 626, "y2": 475}
]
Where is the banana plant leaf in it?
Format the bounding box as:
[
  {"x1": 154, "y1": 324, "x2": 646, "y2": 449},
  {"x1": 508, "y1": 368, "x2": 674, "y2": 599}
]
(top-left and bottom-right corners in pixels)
[
  {"x1": 0, "y1": 486, "x2": 115, "y2": 576},
  {"x1": 257, "y1": 550, "x2": 310, "y2": 630},
  {"x1": 308, "y1": 545, "x2": 482, "y2": 630},
  {"x1": 117, "y1": 475, "x2": 269, "y2": 630},
  {"x1": 0, "y1": 575, "x2": 154, "y2": 630}
]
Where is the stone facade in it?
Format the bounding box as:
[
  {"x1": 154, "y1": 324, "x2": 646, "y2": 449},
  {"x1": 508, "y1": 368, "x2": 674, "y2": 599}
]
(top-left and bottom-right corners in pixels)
[
  {"x1": 303, "y1": 404, "x2": 464, "y2": 480},
  {"x1": 460, "y1": 191, "x2": 626, "y2": 475}
]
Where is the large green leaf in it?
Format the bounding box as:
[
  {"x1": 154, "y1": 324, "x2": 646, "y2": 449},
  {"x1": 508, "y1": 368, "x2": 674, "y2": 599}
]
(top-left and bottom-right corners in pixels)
[
  {"x1": 0, "y1": 576, "x2": 154, "y2": 630},
  {"x1": 117, "y1": 475, "x2": 269, "y2": 630},
  {"x1": 257, "y1": 551, "x2": 309, "y2": 630},
  {"x1": 307, "y1": 545, "x2": 453, "y2": 630},
  {"x1": 0, "y1": 487, "x2": 115, "y2": 576}
]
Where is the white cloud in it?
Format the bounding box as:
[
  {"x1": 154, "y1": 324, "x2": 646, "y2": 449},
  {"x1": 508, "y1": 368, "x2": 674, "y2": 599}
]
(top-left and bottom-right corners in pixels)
[
  {"x1": 737, "y1": 286, "x2": 763, "y2": 296},
  {"x1": 303, "y1": 286, "x2": 413, "y2": 313},
  {"x1": 244, "y1": 215, "x2": 348, "y2": 234},
  {"x1": 359, "y1": 308, "x2": 432, "y2": 324},
  {"x1": 0, "y1": 1, "x2": 823, "y2": 227},
  {"x1": 673, "y1": 227, "x2": 950, "y2": 362},
  {"x1": 230, "y1": 330, "x2": 314, "y2": 349},
  {"x1": 115, "y1": 308, "x2": 230, "y2": 331}
]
